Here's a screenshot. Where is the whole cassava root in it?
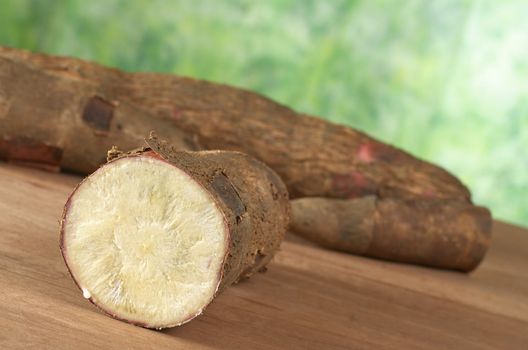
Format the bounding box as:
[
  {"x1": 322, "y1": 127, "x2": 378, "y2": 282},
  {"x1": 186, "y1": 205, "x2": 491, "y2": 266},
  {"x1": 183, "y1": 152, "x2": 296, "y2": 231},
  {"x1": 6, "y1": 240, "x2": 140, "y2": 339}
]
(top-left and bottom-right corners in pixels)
[
  {"x1": 0, "y1": 46, "x2": 469, "y2": 200},
  {"x1": 1, "y1": 47, "x2": 492, "y2": 270},
  {"x1": 60, "y1": 136, "x2": 289, "y2": 328}
]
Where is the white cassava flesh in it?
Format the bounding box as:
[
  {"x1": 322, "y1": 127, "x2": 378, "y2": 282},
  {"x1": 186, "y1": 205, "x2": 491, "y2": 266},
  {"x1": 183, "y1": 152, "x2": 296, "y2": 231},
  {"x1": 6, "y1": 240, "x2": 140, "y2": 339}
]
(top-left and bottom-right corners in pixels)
[{"x1": 61, "y1": 156, "x2": 228, "y2": 328}]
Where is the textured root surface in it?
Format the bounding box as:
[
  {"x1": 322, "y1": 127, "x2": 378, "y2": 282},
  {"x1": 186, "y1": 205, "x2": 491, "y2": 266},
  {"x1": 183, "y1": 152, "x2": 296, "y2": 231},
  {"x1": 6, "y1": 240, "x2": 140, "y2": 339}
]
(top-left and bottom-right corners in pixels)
[
  {"x1": 290, "y1": 196, "x2": 492, "y2": 271},
  {"x1": 61, "y1": 156, "x2": 228, "y2": 328},
  {"x1": 0, "y1": 46, "x2": 470, "y2": 200}
]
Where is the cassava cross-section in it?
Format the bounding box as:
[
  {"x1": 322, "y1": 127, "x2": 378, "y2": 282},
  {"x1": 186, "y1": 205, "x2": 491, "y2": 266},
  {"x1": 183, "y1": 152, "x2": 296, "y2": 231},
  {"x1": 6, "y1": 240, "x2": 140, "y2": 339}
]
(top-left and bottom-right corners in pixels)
[{"x1": 60, "y1": 137, "x2": 289, "y2": 328}]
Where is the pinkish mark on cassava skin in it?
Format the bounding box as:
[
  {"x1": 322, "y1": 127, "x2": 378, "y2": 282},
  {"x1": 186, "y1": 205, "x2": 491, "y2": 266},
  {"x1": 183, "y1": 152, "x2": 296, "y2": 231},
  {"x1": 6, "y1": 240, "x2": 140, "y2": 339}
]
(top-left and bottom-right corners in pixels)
[
  {"x1": 332, "y1": 172, "x2": 378, "y2": 198},
  {"x1": 356, "y1": 141, "x2": 410, "y2": 164},
  {"x1": 171, "y1": 107, "x2": 182, "y2": 121},
  {"x1": 356, "y1": 142, "x2": 375, "y2": 163},
  {"x1": 422, "y1": 189, "x2": 439, "y2": 199}
]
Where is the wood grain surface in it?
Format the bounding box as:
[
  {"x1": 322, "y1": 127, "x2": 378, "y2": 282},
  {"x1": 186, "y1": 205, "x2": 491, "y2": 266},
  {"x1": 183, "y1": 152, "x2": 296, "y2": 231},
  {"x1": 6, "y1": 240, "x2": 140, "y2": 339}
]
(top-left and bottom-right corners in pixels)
[{"x1": 0, "y1": 163, "x2": 526, "y2": 349}]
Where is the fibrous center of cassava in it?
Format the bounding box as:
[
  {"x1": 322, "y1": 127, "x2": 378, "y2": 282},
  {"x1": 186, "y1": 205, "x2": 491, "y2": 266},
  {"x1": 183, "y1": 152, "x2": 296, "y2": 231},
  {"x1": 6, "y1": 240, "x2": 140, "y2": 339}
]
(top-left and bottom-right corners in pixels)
[{"x1": 62, "y1": 156, "x2": 227, "y2": 327}]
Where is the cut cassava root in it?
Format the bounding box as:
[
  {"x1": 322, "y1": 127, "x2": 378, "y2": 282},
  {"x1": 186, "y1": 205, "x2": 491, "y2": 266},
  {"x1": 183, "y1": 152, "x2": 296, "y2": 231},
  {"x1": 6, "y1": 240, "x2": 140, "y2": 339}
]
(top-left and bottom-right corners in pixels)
[
  {"x1": 62, "y1": 155, "x2": 227, "y2": 327},
  {"x1": 60, "y1": 137, "x2": 289, "y2": 328}
]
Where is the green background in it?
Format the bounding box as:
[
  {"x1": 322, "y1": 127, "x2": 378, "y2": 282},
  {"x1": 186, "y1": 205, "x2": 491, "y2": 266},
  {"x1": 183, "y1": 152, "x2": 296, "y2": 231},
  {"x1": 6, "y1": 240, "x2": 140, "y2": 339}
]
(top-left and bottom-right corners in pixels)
[{"x1": 1, "y1": 0, "x2": 527, "y2": 226}]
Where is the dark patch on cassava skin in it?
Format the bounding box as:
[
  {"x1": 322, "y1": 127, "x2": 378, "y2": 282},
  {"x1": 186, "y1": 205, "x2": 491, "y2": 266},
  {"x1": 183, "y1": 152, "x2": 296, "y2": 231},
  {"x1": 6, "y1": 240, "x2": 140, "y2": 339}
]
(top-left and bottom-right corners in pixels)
[
  {"x1": 82, "y1": 96, "x2": 114, "y2": 133},
  {"x1": 0, "y1": 136, "x2": 63, "y2": 169},
  {"x1": 210, "y1": 171, "x2": 247, "y2": 220}
]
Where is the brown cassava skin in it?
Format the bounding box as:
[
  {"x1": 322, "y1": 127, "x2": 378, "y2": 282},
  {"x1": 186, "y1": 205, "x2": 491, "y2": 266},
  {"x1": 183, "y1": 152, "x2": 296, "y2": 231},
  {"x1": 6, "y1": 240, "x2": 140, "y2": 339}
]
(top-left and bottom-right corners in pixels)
[
  {"x1": 291, "y1": 197, "x2": 492, "y2": 271},
  {"x1": 0, "y1": 46, "x2": 469, "y2": 200},
  {"x1": 61, "y1": 138, "x2": 289, "y2": 328},
  {"x1": 1, "y1": 47, "x2": 492, "y2": 270},
  {"x1": 0, "y1": 56, "x2": 198, "y2": 172}
]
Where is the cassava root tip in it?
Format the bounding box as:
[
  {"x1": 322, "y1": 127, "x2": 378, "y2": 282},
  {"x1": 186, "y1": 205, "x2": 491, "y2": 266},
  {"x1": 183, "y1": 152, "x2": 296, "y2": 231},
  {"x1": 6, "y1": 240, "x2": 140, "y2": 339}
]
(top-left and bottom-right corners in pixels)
[{"x1": 290, "y1": 196, "x2": 492, "y2": 272}]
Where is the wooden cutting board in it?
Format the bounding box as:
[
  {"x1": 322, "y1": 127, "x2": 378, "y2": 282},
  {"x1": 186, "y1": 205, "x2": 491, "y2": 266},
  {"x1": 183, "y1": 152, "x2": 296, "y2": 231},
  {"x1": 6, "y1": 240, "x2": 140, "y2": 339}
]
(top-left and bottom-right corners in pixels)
[{"x1": 0, "y1": 163, "x2": 527, "y2": 349}]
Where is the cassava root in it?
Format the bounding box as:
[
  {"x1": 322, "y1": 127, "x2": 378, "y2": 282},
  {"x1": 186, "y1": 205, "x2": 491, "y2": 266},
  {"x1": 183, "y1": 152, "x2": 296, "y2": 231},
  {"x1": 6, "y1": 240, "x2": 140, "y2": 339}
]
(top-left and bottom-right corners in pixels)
[
  {"x1": 0, "y1": 46, "x2": 469, "y2": 200},
  {"x1": 60, "y1": 136, "x2": 289, "y2": 328},
  {"x1": 290, "y1": 197, "x2": 491, "y2": 271},
  {"x1": 0, "y1": 46, "x2": 492, "y2": 271}
]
